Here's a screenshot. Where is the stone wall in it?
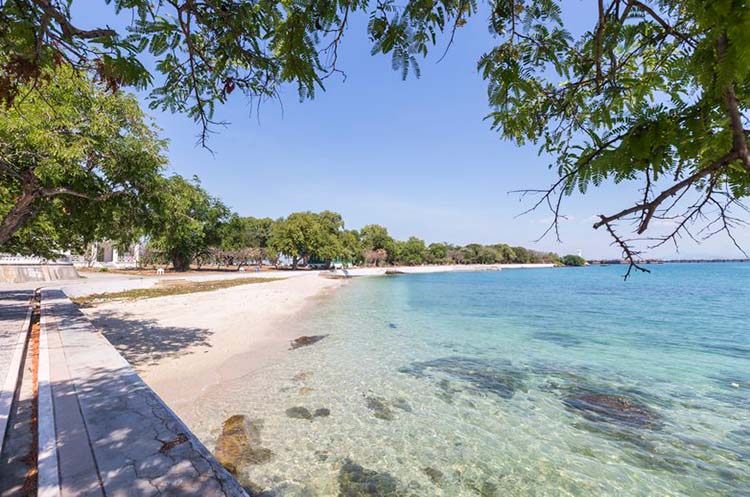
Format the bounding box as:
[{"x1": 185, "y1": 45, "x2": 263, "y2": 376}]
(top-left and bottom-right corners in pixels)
[{"x1": 0, "y1": 264, "x2": 80, "y2": 284}]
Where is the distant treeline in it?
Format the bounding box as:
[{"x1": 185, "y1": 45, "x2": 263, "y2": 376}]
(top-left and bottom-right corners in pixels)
[{"x1": 139, "y1": 178, "x2": 584, "y2": 270}]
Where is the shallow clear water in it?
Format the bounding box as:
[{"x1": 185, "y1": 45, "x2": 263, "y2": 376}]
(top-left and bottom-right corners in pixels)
[{"x1": 191, "y1": 264, "x2": 750, "y2": 497}]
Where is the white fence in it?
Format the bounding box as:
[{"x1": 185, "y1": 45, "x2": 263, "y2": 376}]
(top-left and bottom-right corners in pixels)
[{"x1": 0, "y1": 254, "x2": 73, "y2": 265}]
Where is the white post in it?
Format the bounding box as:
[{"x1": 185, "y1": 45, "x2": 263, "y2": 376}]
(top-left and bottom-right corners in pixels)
[{"x1": 112, "y1": 247, "x2": 119, "y2": 264}]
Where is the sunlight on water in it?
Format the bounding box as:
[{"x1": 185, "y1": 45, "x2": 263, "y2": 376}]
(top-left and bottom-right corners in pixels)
[{"x1": 189, "y1": 264, "x2": 750, "y2": 497}]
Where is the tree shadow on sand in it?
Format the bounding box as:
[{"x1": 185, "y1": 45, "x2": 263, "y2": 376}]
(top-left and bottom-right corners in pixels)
[{"x1": 85, "y1": 310, "x2": 212, "y2": 368}]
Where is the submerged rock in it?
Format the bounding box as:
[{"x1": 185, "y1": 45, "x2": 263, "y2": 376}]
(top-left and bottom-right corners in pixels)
[
  {"x1": 240, "y1": 479, "x2": 266, "y2": 497},
  {"x1": 338, "y1": 459, "x2": 411, "y2": 496},
  {"x1": 388, "y1": 323, "x2": 398, "y2": 329},
  {"x1": 214, "y1": 415, "x2": 273, "y2": 474},
  {"x1": 391, "y1": 398, "x2": 413, "y2": 412},
  {"x1": 466, "y1": 480, "x2": 499, "y2": 497},
  {"x1": 292, "y1": 371, "x2": 314, "y2": 381},
  {"x1": 421, "y1": 467, "x2": 443, "y2": 485},
  {"x1": 400, "y1": 356, "x2": 526, "y2": 399},
  {"x1": 286, "y1": 406, "x2": 314, "y2": 420},
  {"x1": 313, "y1": 408, "x2": 331, "y2": 417},
  {"x1": 365, "y1": 396, "x2": 395, "y2": 421},
  {"x1": 290, "y1": 335, "x2": 329, "y2": 350},
  {"x1": 563, "y1": 392, "x2": 661, "y2": 429}
]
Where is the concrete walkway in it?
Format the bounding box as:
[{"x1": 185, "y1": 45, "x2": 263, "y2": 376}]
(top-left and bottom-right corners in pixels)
[
  {"x1": 0, "y1": 291, "x2": 32, "y2": 446},
  {"x1": 0, "y1": 290, "x2": 34, "y2": 496},
  {"x1": 39, "y1": 289, "x2": 247, "y2": 497},
  {"x1": 0, "y1": 289, "x2": 247, "y2": 497}
]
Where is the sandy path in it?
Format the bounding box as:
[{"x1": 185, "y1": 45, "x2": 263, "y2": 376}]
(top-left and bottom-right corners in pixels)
[{"x1": 79, "y1": 274, "x2": 345, "y2": 417}]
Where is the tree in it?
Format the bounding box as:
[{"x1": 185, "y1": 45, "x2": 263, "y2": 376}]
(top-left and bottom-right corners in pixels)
[
  {"x1": 561, "y1": 254, "x2": 587, "y2": 267},
  {"x1": 360, "y1": 224, "x2": 396, "y2": 263},
  {"x1": 396, "y1": 236, "x2": 428, "y2": 265},
  {"x1": 338, "y1": 229, "x2": 362, "y2": 264},
  {"x1": 6, "y1": 2, "x2": 747, "y2": 270},
  {"x1": 149, "y1": 176, "x2": 229, "y2": 271},
  {"x1": 461, "y1": 243, "x2": 495, "y2": 264},
  {"x1": 427, "y1": 242, "x2": 450, "y2": 264},
  {"x1": 491, "y1": 244, "x2": 516, "y2": 264},
  {"x1": 0, "y1": 67, "x2": 165, "y2": 257},
  {"x1": 268, "y1": 212, "x2": 326, "y2": 269},
  {"x1": 479, "y1": 1, "x2": 750, "y2": 276},
  {"x1": 447, "y1": 248, "x2": 465, "y2": 264},
  {"x1": 243, "y1": 217, "x2": 276, "y2": 249},
  {"x1": 362, "y1": 248, "x2": 388, "y2": 267},
  {"x1": 217, "y1": 214, "x2": 247, "y2": 251}
]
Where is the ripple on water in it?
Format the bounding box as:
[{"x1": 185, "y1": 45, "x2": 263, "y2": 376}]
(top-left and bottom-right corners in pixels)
[
  {"x1": 193, "y1": 268, "x2": 750, "y2": 497},
  {"x1": 531, "y1": 331, "x2": 583, "y2": 348}
]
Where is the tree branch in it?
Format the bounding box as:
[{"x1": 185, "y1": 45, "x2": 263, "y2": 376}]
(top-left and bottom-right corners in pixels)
[
  {"x1": 593, "y1": 151, "x2": 739, "y2": 233},
  {"x1": 31, "y1": 0, "x2": 117, "y2": 39}
]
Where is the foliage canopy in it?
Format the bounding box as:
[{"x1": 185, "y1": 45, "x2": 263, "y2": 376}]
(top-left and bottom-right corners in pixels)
[
  {"x1": 2, "y1": 1, "x2": 749, "y2": 270},
  {"x1": 148, "y1": 175, "x2": 230, "y2": 270},
  {"x1": 0, "y1": 66, "x2": 165, "y2": 257}
]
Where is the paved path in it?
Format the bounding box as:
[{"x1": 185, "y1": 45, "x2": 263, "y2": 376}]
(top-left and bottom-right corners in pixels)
[
  {"x1": 0, "y1": 290, "x2": 34, "y2": 496},
  {"x1": 37, "y1": 289, "x2": 247, "y2": 497},
  {"x1": 0, "y1": 291, "x2": 31, "y2": 400},
  {"x1": 0, "y1": 290, "x2": 32, "y2": 445}
]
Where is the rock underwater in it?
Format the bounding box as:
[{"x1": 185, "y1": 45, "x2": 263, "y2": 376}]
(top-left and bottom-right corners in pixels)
[
  {"x1": 563, "y1": 392, "x2": 662, "y2": 429},
  {"x1": 365, "y1": 396, "x2": 396, "y2": 421},
  {"x1": 290, "y1": 335, "x2": 329, "y2": 350},
  {"x1": 214, "y1": 415, "x2": 274, "y2": 476},
  {"x1": 338, "y1": 459, "x2": 419, "y2": 496}
]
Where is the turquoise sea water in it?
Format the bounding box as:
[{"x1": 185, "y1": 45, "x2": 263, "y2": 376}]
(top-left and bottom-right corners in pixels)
[{"x1": 194, "y1": 264, "x2": 750, "y2": 496}]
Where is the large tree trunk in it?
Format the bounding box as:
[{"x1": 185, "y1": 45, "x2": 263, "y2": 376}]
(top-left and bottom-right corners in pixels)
[
  {"x1": 171, "y1": 254, "x2": 192, "y2": 272},
  {"x1": 292, "y1": 256, "x2": 299, "y2": 270},
  {"x1": 0, "y1": 189, "x2": 38, "y2": 246}
]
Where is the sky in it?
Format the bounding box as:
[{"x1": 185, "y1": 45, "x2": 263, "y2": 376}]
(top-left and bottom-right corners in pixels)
[{"x1": 75, "y1": 3, "x2": 749, "y2": 259}]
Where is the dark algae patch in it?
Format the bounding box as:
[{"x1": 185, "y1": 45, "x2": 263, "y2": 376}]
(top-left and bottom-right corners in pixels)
[
  {"x1": 313, "y1": 407, "x2": 331, "y2": 417},
  {"x1": 338, "y1": 459, "x2": 418, "y2": 496},
  {"x1": 285, "y1": 406, "x2": 313, "y2": 420},
  {"x1": 290, "y1": 335, "x2": 329, "y2": 350},
  {"x1": 285, "y1": 406, "x2": 331, "y2": 420},
  {"x1": 399, "y1": 356, "x2": 527, "y2": 399},
  {"x1": 421, "y1": 467, "x2": 444, "y2": 485},
  {"x1": 365, "y1": 396, "x2": 395, "y2": 421},
  {"x1": 562, "y1": 392, "x2": 662, "y2": 429}
]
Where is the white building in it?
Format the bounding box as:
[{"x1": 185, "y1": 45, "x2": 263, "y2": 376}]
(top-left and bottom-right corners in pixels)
[{"x1": 71, "y1": 241, "x2": 143, "y2": 268}]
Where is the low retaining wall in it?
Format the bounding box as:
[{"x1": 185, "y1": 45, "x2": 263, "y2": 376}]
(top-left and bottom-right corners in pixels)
[{"x1": 0, "y1": 264, "x2": 79, "y2": 284}]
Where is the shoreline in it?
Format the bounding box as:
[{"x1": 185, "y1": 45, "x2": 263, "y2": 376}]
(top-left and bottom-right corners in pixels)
[
  {"x1": 340, "y1": 263, "x2": 554, "y2": 276},
  {"x1": 78, "y1": 273, "x2": 347, "y2": 420},
  {"x1": 74, "y1": 263, "x2": 552, "y2": 424}
]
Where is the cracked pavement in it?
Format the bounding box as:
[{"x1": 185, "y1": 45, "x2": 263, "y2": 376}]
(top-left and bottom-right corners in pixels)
[{"x1": 39, "y1": 289, "x2": 248, "y2": 497}]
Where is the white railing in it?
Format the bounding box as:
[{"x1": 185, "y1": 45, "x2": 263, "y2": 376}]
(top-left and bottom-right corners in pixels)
[{"x1": 0, "y1": 254, "x2": 73, "y2": 265}]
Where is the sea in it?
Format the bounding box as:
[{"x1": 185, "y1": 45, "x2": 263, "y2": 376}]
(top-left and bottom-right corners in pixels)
[{"x1": 191, "y1": 263, "x2": 750, "y2": 497}]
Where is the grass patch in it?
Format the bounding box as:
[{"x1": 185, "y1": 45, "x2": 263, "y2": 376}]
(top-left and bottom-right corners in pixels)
[{"x1": 72, "y1": 277, "x2": 280, "y2": 307}]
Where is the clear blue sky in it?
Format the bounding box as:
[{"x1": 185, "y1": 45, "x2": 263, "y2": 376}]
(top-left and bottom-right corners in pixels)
[{"x1": 76, "y1": 4, "x2": 748, "y2": 259}]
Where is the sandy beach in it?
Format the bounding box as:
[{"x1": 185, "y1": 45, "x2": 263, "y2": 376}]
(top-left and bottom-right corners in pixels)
[{"x1": 79, "y1": 273, "x2": 345, "y2": 418}]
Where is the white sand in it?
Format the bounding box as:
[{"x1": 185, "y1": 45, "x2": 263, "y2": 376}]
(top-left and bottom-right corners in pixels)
[{"x1": 79, "y1": 273, "x2": 345, "y2": 415}]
